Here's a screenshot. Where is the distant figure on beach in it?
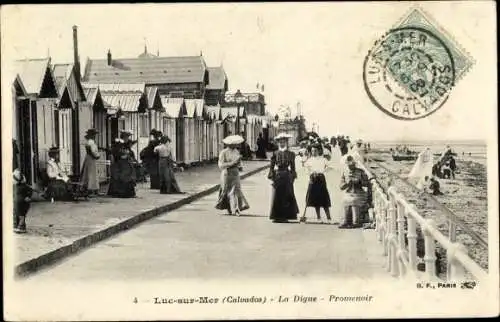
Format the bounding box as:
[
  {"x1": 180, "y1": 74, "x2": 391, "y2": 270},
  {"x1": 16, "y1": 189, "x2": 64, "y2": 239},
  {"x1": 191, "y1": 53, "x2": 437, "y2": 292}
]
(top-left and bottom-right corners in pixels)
[
  {"x1": 428, "y1": 177, "x2": 443, "y2": 196},
  {"x1": 441, "y1": 161, "x2": 452, "y2": 179}
]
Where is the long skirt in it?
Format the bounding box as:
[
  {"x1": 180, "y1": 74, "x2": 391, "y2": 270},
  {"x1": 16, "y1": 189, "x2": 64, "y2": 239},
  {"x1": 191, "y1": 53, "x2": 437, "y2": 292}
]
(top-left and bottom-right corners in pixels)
[
  {"x1": 107, "y1": 159, "x2": 136, "y2": 198},
  {"x1": 80, "y1": 154, "x2": 99, "y2": 191},
  {"x1": 145, "y1": 158, "x2": 160, "y2": 189},
  {"x1": 306, "y1": 173, "x2": 331, "y2": 208},
  {"x1": 256, "y1": 147, "x2": 267, "y2": 159},
  {"x1": 159, "y1": 158, "x2": 182, "y2": 194},
  {"x1": 269, "y1": 170, "x2": 299, "y2": 221},
  {"x1": 46, "y1": 179, "x2": 73, "y2": 201},
  {"x1": 341, "y1": 190, "x2": 368, "y2": 225},
  {"x1": 215, "y1": 167, "x2": 249, "y2": 213}
]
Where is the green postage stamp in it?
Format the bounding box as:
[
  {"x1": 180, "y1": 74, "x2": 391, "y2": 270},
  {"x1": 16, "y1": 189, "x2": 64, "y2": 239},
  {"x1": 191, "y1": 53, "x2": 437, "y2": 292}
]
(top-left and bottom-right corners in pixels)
[{"x1": 363, "y1": 7, "x2": 475, "y2": 120}]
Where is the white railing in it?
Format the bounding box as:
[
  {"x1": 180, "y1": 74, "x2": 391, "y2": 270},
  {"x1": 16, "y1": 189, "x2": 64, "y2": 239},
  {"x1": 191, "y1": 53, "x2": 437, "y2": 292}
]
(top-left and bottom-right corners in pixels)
[{"x1": 359, "y1": 162, "x2": 488, "y2": 283}]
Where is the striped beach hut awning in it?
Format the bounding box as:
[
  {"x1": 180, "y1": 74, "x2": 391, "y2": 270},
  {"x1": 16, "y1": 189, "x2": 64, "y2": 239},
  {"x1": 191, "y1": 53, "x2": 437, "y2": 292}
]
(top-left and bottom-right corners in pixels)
[
  {"x1": 206, "y1": 105, "x2": 222, "y2": 121},
  {"x1": 161, "y1": 96, "x2": 186, "y2": 118},
  {"x1": 185, "y1": 99, "x2": 205, "y2": 120},
  {"x1": 84, "y1": 83, "x2": 146, "y2": 112}
]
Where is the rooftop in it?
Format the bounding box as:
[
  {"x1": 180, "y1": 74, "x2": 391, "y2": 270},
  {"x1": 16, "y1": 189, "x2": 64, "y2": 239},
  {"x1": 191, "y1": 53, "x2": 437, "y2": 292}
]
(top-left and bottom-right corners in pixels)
[{"x1": 83, "y1": 54, "x2": 207, "y2": 85}]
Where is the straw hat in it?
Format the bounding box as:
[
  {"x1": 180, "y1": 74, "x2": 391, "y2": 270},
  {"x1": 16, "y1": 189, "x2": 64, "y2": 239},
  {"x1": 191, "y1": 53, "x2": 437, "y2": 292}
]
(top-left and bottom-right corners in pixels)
[
  {"x1": 275, "y1": 133, "x2": 293, "y2": 141},
  {"x1": 223, "y1": 134, "x2": 244, "y2": 145}
]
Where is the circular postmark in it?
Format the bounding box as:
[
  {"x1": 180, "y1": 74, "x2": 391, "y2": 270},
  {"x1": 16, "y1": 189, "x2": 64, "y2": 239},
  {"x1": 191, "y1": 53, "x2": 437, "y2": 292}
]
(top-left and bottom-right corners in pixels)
[{"x1": 363, "y1": 26, "x2": 455, "y2": 120}]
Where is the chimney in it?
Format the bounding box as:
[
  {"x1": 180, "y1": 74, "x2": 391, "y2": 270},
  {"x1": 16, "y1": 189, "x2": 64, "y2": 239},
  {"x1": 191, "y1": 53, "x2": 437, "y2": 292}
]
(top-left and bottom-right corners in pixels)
[
  {"x1": 72, "y1": 25, "x2": 80, "y2": 79},
  {"x1": 107, "y1": 49, "x2": 112, "y2": 66}
]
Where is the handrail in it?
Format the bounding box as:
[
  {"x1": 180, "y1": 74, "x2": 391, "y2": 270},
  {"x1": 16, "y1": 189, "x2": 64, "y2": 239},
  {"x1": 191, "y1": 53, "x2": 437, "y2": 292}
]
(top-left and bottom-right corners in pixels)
[
  {"x1": 365, "y1": 157, "x2": 488, "y2": 249},
  {"x1": 356, "y1": 158, "x2": 488, "y2": 282}
]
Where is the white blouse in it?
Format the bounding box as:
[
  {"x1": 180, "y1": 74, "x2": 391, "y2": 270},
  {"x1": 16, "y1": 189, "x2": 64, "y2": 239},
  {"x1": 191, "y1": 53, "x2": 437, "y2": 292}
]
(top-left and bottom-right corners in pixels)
[
  {"x1": 304, "y1": 156, "x2": 332, "y2": 174},
  {"x1": 218, "y1": 148, "x2": 241, "y2": 171}
]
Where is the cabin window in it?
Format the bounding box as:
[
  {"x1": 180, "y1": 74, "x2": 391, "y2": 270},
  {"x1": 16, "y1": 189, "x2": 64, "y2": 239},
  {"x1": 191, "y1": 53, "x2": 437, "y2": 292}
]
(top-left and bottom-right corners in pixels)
[{"x1": 139, "y1": 114, "x2": 149, "y2": 137}]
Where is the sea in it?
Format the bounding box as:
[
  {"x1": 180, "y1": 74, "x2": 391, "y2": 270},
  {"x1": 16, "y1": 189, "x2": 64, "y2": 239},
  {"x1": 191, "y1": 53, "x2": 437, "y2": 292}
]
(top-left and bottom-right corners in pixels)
[{"x1": 369, "y1": 140, "x2": 487, "y2": 163}]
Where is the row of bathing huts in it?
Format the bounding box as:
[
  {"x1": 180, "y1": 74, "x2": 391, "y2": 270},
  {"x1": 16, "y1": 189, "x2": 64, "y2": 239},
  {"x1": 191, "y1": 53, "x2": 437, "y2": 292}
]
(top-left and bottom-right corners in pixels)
[{"x1": 10, "y1": 26, "x2": 278, "y2": 187}]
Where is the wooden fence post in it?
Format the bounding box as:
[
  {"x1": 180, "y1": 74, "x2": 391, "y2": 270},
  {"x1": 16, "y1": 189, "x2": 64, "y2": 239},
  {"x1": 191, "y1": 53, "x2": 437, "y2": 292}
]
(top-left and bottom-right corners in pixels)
[
  {"x1": 423, "y1": 219, "x2": 437, "y2": 279},
  {"x1": 406, "y1": 212, "x2": 418, "y2": 274},
  {"x1": 448, "y1": 243, "x2": 467, "y2": 280}
]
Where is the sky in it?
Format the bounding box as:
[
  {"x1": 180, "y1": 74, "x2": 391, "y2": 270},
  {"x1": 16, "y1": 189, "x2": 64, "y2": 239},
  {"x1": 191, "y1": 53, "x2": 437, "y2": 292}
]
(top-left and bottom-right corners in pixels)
[{"x1": 1, "y1": 2, "x2": 496, "y2": 141}]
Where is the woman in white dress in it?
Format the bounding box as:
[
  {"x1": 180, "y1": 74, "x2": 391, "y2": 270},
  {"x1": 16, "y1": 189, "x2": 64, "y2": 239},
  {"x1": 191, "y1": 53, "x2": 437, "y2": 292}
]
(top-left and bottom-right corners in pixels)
[
  {"x1": 215, "y1": 142, "x2": 249, "y2": 216},
  {"x1": 301, "y1": 145, "x2": 333, "y2": 223}
]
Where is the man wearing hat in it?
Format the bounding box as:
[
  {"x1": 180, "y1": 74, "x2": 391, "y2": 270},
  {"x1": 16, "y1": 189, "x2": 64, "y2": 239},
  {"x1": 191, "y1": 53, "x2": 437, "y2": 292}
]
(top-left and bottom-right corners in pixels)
[
  {"x1": 81, "y1": 128, "x2": 100, "y2": 197},
  {"x1": 140, "y1": 129, "x2": 162, "y2": 190},
  {"x1": 268, "y1": 133, "x2": 299, "y2": 223}
]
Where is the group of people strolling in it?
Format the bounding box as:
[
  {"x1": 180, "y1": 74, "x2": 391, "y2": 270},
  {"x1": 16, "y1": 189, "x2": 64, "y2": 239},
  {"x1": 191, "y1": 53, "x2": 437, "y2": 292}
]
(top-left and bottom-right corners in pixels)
[
  {"x1": 12, "y1": 127, "x2": 184, "y2": 233},
  {"x1": 214, "y1": 131, "x2": 373, "y2": 228}
]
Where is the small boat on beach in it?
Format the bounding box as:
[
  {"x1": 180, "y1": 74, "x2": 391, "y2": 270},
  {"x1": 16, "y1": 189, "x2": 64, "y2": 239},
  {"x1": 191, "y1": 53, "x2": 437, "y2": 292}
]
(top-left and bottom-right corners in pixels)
[{"x1": 392, "y1": 153, "x2": 418, "y2": 161}]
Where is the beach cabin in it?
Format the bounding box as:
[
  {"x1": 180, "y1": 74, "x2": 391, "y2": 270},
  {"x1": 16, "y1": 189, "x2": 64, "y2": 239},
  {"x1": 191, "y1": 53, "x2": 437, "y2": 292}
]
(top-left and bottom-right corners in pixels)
[
  {"x1": 13, "y1": 58, "x2": 59, "y2": 185},
  {"x1": 246, "y1": 115, "x2": 264, "y2": 152},
  {"x1": 186, "y1": 99, "x2": 208, "y2": 163},
  {"x1": 161, "y1": 96, "x2": 187, "y2": 164},
  {"x1": 184, "y1": 99, "x2": 200, "y2": 165},
  {"x1": 146, "y1": 86, "x2": 163, "y2": 134},
  {"x1": 52, "y1": 63, "x2": 87, "y2": 176},
  {"x1": 221, "y1": 106, "x2": 247, "y2": 138},
  {"x1": 88, "y1": 83, "x2": 148, "y2": 159},
  {"x1": 206, "y1": 105, "x2": 223, "y2": 160}
]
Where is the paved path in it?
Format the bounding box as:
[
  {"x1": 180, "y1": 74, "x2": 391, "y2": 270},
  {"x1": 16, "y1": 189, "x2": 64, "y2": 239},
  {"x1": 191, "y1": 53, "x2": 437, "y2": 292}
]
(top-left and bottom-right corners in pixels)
[
  {"x1": 19, "y1": 161, "x2": 386, "y2": 282},
  {"x1": 13, "y1": 161, "x2": 268, "y2": 266}
]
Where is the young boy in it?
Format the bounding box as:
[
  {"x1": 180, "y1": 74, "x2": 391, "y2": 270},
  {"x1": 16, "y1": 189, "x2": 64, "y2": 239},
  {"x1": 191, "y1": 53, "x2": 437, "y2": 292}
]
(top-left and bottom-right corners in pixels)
[{"x1": 13, "y1": 168, "x2": 33, "y2": 234}]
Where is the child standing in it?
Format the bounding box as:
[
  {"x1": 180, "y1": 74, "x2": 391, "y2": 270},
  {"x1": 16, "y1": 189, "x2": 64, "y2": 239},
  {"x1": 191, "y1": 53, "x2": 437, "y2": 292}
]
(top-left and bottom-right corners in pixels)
[{"x1": 13, "y1": 168, "x2": 33, "y2": 234}]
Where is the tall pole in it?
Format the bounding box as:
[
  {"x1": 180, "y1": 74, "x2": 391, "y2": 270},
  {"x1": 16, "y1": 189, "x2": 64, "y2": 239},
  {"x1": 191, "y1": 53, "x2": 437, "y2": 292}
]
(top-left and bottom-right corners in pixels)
[{"x1": 236, "y1": 104, "x2": 240, "y2": 135}]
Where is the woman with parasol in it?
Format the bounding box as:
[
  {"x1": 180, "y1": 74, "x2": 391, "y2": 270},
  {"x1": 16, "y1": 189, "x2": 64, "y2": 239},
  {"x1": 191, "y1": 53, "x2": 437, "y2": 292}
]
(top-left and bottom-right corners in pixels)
[
  {"x1": 268, "y1": 133, "x2": 299, "y2": 223},
  {"x1": 107, "y1": 130, "x2": 138, "y2": 198},
  {"x1": 215, "y1": 134, "x2": 249, "y2": 216}
]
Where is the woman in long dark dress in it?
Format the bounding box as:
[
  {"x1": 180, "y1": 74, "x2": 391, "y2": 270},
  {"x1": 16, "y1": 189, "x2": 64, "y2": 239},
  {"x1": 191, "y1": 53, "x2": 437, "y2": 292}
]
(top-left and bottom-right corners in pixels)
[
  {"x1": 154, "y1": 135, "x2": 183, "y2": 194},
  {"x1": 140, "y1": 129, "x2": 162, "y2": 190},
  {"x1": 268, "y1": 133, "x2": 299, "y2": 223},
  {"x1": 107, "y1": 131, "x2": 137, "y2": 198},
  {"x1": 256, "y1": 133, "x2": 267, "y2": 159}
]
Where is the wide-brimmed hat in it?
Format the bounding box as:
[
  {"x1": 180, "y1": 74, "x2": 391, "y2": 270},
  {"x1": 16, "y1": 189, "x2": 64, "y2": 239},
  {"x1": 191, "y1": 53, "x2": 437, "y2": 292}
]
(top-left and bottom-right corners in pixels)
[
  {"x1": 48, "y1": 147, "x2": 60, "y2": 155},
  {"x1": 150, "y1": 129, "x2": 159, "y2": 136},
  {"x1": 160, "y1": 135, "x2": 171, "y2": 143},
  {"x1": 223, "y1": 134, "x2": 244, "y2": 145},
  {"x1": 356, "y1": 139, "x2": 363, "y2": 144},
  {"x1": 275, "y1": 133, "x2": 293, "y2": 141},
  {"x1": 120, "y1": 130, "x2": 133, "y2": 138},
  {"x1": 85, "y1": 128, "x2": 99, "y2": 136}
]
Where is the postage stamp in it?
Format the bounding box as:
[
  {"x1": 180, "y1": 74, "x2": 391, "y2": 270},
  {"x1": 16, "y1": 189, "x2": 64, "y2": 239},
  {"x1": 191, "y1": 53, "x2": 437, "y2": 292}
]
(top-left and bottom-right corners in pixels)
[{"x1": 363, "y1": 7, "x2": 475, "y2": 120}]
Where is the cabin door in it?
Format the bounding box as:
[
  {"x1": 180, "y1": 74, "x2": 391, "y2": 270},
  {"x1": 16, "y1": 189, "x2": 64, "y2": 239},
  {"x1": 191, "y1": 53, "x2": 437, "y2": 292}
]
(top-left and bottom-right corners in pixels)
[
  {"x1": 17, "y1": 99, "x2": 33, "y2": 184},
  {"x1": 58, "y1": 109, "x2": 73, "y2": 174}
]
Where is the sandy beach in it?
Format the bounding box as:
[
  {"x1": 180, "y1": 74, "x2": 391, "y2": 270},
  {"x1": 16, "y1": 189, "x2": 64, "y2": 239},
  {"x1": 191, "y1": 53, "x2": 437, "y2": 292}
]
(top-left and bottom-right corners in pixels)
[{"x1": 364, "y1": 144, "x2": 488, "y2": 277}]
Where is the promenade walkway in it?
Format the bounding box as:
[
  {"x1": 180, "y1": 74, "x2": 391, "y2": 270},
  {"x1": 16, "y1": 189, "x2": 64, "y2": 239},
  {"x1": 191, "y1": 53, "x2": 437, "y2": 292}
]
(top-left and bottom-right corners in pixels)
[
  {"x1": 18, "y1": 162, "x2": 386, "y2": 281},
  {"x1": 13, "y1": 161, "x2": 269, "y2": 273}
]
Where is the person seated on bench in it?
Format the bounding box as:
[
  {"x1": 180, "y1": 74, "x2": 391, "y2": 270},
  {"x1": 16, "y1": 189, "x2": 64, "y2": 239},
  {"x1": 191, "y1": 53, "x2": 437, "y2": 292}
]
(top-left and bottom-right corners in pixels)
[{"x1": 46, "y1": 147, "x2": 72, "y2": 201}]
